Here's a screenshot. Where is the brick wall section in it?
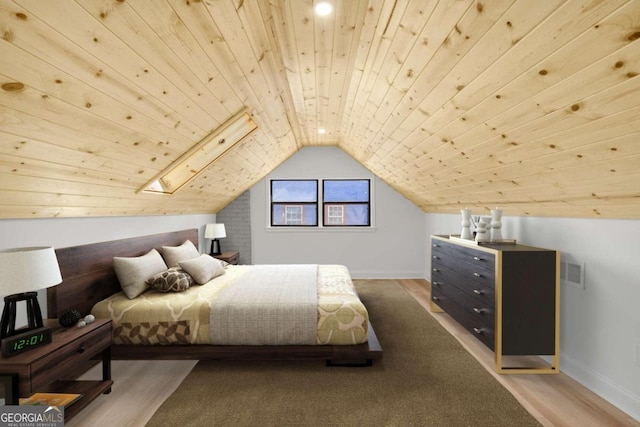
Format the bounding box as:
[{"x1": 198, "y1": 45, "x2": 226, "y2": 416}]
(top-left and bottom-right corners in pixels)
[{"x1": 216, "y1": 190, "x2": 251, "y2": 264}]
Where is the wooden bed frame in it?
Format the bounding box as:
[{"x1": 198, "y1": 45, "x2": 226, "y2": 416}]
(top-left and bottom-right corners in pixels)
[{"x1": 47, "y1": 229, "x2": 382, "y2": 365}]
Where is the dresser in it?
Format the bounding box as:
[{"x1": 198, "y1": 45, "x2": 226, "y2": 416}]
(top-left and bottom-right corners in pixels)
[{"x1": 430, "y1": 235, "x2": 559, "y2": 374}]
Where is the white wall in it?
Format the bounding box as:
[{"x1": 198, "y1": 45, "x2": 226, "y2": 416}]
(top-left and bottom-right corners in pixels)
[
  {"x1": 0, "y1": 213, "x2": 216, "y2": 320},
  {"x1": 425, "y1": 212, "x2": 640, "y2": 421},
  {"x1": 250, "y1": 147, "x2": 425, "y2": 278}
]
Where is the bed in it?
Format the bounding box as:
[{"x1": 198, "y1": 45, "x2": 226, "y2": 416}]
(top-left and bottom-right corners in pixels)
[{"x1": 47, "y1": 229, "x2": 382, "y2": 365}]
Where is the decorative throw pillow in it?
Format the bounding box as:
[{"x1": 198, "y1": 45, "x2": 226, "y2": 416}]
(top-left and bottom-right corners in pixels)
[
  {"x1": 113, "y1": 249, "x2": 167, "y2": 299},
  {"x1": 146, "y1": 267, "x2": 194, "y2": 293},
  {"x1": 178, "y1": 254, "x2": 225, "y2": 285},
  {"x1": 161, "y1": 240, "x2": 200, "y2": 268}
]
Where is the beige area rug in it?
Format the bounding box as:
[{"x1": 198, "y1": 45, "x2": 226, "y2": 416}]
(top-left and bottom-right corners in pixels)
[{"x1": 146, "y1": 280, "x2": 540, "y2": 426}]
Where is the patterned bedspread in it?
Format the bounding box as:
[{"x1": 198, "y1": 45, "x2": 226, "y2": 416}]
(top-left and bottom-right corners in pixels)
[{"x1": 91, "y1": 264, "x2": 369, "y2": 346}]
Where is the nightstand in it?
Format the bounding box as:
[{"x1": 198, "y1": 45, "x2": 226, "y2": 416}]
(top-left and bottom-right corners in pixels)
[
  {"x1": 212, "y1": 251, "x2": 239, "y2": 265},
  {"x1": 0, "y1": 318, "x2": 112, "y2": 421}
]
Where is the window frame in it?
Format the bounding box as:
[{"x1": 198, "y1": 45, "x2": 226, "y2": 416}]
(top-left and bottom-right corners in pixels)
[
  {"x1": 322, "y1": 179, "x2": 371, "y2": 227},
  {"x1": 270, "y1": 179, "x2": 318, "y2": 227},
  {"x1": 268, "y1": 178, "x2": 374, "y2": 229}
]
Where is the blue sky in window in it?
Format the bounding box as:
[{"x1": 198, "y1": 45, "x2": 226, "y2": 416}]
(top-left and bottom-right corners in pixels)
[
  {"x1": 324, "y1": 180, "x2": 369, "y2": 202},
  {"x1": 272, "y1": 180, "x2": 317, "y2": 202}
]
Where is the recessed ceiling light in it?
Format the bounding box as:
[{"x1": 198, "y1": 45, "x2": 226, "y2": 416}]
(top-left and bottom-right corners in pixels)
[
  {"x1": 314, "y1": 1, "x2": 333, "y2": 16},
  {"x1": 318, "y1": 128, "x2": 326, "y2": 134}
]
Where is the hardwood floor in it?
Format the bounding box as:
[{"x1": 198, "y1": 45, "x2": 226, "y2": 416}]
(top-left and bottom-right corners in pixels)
[
  {"x1": 394, "y1": 278, "x2": 639, "y2": 427},
  {"x1": 66, "y1": 279, "x2": 638, "y2": 427},
  {"x1": 66, "y1": 360, "x2": 197, "y2": 427}
]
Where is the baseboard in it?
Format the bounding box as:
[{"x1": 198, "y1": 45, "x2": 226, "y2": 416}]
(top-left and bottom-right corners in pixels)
[
  {"x1": 349, "y1": 270, "x2": 425, "y2": 279},
  {"x1": 561, "y1": 353, "x2": 640, "y2": 422}
]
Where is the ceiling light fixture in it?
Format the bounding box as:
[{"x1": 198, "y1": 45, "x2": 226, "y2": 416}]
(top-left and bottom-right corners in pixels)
[
  {"x1": 139, "y1": 108, "x2": 258, "y2": 195},
  {"x1": 318, "y1": 128, "x2": 326, "y2": 134},
  {"x1": 314, "y1": 1, "x2": 333, "y2": 16}
]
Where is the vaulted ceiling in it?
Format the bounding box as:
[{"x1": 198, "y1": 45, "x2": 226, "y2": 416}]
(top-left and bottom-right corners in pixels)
[{"x1": 1, "y1": 0, "x2": 639, "y2": 219}]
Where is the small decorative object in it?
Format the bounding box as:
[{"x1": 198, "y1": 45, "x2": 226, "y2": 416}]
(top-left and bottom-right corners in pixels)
[
  {"x1": 59, "y1": 309, "x2": 82, "y2": 327},
  {"x1": 475, "y1": 216, "x2": 491, "y2": 242},
  {"x1": 460, "y1": 208, "x2": 473, "y2": 240},
  {"x1": 490, "y1": 208, "x2": 503, "y2": 241},
  {"x1": 84, "y1": 314, "x2": 95, "y2": 324},
  {"x1": 76, "y1": 320, "x2": 86, "y2": 328}
]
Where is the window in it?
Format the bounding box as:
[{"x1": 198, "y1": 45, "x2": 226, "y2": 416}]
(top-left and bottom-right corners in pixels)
[
  {"x1": 323, "y1": 180, "x2": 370, "y2": 226},
  {"x1": 269, "y1": 179, "x2": 371, "y2": 227},
  {"x1": 271, "y1": 180, "x2": 318, "y2": 226}
]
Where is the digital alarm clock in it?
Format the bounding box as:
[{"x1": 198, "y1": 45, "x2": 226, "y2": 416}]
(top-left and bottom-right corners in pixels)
[{"x1": 1, "y1": 326, "x2": 52, "y2": 357}]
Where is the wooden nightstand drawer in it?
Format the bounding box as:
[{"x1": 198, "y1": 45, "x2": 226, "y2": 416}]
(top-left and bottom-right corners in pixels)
[
  {"x1": 30, "y1": 322, "x2": 111, "y2": 392},
  {"x1": 0, "y1": 318, "x2": 112, "y2": 420},
  {"x1": 213, "y1": 251, "x2": 239, "y2": 265}
]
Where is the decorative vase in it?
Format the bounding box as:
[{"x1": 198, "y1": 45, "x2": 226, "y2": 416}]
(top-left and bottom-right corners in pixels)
[
  {"x1": 490, "y1": 208, "x2": 503, "y2": 241},
  {"x1": 475, "y1": 216, "x2": 491, "y2": 242},
  {"x1": 460, "y1": 209, "x2": 473, "y2": 240}
]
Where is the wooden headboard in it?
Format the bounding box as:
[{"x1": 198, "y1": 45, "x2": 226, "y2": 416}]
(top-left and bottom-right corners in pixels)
[{"x1": 47, "y1": 229, "x2": 198, "y2": 319}]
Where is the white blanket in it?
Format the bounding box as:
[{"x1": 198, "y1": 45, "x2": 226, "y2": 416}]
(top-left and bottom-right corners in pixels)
[{"x1": 209, "y1": 264, "x2": 318, "y2": 345}]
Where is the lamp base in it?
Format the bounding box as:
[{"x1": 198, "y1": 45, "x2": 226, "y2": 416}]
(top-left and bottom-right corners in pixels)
[
  {"x1": 0, "y1": 292, "x2": 44, "y2": 339},
  {"x1": 210, "y1": 239, "x2": 222, "y2": 256}
]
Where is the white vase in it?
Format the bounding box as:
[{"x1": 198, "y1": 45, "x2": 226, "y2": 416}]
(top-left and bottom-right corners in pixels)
[
  {"x1": 490, "y1": 208, "x2": 503, "y2": 241},
  {"x1": 460, "y1": 209, "x2": 472, "y2": 240},
  {"x1": 475, "y1": 217, "x2": 491, "y2": 242}
]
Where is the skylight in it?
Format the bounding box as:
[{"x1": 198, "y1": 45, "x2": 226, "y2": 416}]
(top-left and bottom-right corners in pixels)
[{"x1": 139, "y1": 109, "x2": 258, "y2": 195}]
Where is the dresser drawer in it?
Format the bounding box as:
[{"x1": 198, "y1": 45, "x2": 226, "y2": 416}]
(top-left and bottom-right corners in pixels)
[
  {"x1": 435, "y1": 282, "x2": 494, "y2": 328},
  {"x1": 432, "y1": 240, "x2": 495, "y2": 274},
  {"x1": 431, "y1": 262, "x2": 495, "y2": 305},
  {"x1": 30, "y1": 324, "x2": 111, "y2": 392},
  {"x1": 432, "y1": 288, "x2": 495, "y2": 351}
]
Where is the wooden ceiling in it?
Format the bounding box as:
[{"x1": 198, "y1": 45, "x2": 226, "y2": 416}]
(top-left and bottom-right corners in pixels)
[{"x1": 1, "y1": 0, "x2": 639, "y2": 219}]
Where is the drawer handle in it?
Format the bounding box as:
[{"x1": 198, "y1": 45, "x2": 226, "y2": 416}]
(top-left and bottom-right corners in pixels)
[
  {"x1": 473, "y1": 272, "x2": 482, "y2": 277},
  {"x1": 473, "y1": 328, "x2": 483, "y2": 335},
  {"x1": 473, "y1": 308, "x2": 485, "y2": 314},
  {"x1": 473, "y1": 256, "x2": 482, "y2": 261},
  {"x1": 77, "y1": 346, "x2": 86, "y2": 354},
  {"x1": 432, "y1": 296, "x2": 439, "y2": 302},
  {"x1": 433, "y1": 281, "x2": 441, "y2": 286},
  {"x1": 432, "y1": 268, "x2": 440, "y2": 272},
  {"x1": 432, "y1": 255, "x2": 439, "y2": 259},
  {"x1": 433, "y1": 244, "x2": 439, "y2": 247},
  {"x1": 473, "y1": 289, "x2": 484, "y2": 295}
]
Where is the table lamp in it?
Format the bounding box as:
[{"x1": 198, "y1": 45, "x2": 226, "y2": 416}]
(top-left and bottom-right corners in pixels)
[
  {"x1": 0, "y1": 247, "x2": 62, "y2": 340},
  {"x1": 204, "y1": 224, "x2": 226, "y2": 256}
]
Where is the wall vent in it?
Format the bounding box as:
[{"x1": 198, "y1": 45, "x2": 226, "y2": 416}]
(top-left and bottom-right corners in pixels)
[{"x1": 560, "y1": 255, "x2": 585, "y2": 289}]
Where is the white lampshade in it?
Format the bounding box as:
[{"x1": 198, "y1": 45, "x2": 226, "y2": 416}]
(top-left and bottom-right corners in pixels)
[
  {"x1": 0, "y1": 247, "x2": 62, "y2": 297},
  {"x1": 204, "y1": 224, "x2": 226, "y2": 239}
]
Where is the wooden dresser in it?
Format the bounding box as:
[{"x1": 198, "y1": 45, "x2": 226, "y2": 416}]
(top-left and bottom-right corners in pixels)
[{"x1": 430, "y1": 235, "x2": 560, "y2": 374}]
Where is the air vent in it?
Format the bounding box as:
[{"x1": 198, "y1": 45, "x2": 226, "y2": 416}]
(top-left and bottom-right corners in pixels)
[{"x1": 560, "y1": 255, "x2": 585, "y2": 289}]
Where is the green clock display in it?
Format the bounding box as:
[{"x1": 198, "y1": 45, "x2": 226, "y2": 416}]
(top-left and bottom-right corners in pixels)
[{"x1": 1, "y1": 326, "x2": 52, "y2": 357}]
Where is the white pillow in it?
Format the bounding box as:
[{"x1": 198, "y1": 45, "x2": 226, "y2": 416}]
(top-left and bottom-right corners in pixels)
[
  {"x1": 162, "y1": 240, "x2": 200, "y2": 268},
  {"x1": 178, "y1": 254, "x2": 225, "y2": 285},
  {"x1": 113, "y1": 249, "x2": 167, "y2": 299}
]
